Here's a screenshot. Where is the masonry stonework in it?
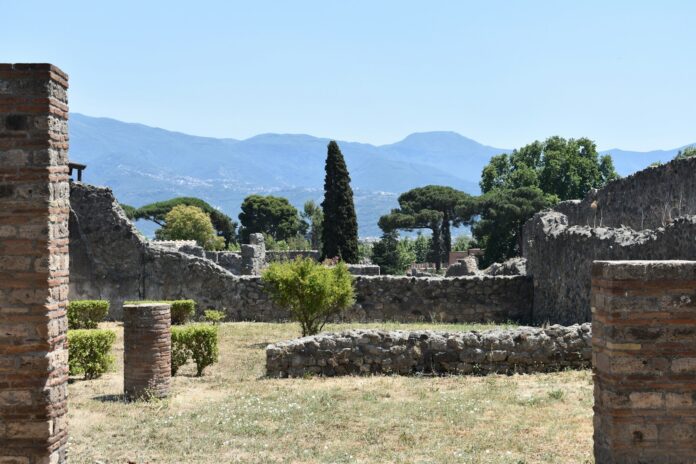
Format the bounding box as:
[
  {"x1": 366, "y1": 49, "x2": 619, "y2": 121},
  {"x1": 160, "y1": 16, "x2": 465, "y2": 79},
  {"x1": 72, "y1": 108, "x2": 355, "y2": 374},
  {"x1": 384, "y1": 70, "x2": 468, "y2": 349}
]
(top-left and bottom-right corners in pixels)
[
  {"x1": 0, "y1": 64, "x2": 70, "y2": 464},
  {"x1": 267, "y1": 324, "x2": 591, "y2": 378},
  {"x1": 592, "y1": 260, "x2": 696, "y2": 464},
  {"x1": 123, "y1": 303, "x2": 171, "y2": 400}
]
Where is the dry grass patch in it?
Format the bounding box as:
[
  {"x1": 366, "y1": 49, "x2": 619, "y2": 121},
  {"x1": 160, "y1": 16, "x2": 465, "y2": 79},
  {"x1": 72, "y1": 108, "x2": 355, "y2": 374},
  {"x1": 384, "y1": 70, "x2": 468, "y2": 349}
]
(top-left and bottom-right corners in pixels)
[{"x1": 68, "y1": 322, "x2": 593, "y2": 463}]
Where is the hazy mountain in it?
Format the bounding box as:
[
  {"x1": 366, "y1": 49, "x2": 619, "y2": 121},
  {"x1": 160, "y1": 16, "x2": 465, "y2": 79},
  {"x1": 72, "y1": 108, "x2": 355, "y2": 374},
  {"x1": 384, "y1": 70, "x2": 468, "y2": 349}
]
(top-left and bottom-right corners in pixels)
[{"x1": 69, "y1": 113, "x2": 692, "y2": 238}]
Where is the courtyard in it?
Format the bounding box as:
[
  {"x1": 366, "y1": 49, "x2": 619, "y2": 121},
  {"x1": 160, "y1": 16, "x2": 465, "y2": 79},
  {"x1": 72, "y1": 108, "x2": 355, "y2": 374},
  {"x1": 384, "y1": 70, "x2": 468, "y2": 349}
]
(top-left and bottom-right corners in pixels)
[{"x1": 68, "y1": 322, "x2": 593, "y2": 463}]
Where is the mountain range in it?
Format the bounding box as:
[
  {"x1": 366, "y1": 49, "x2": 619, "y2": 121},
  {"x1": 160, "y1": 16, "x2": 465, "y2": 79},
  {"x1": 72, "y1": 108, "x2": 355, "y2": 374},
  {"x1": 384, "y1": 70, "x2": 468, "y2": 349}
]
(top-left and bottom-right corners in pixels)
[{"x1": 69, "y1": 113, "x2": 693, "y2": 238}]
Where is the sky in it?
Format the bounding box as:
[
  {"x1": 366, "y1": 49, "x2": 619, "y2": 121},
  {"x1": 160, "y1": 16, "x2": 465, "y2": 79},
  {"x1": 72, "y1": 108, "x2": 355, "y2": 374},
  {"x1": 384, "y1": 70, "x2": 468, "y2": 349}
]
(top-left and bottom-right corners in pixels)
[{"x1": 2, "y1": 1, "x2": 695, "y2": 151}]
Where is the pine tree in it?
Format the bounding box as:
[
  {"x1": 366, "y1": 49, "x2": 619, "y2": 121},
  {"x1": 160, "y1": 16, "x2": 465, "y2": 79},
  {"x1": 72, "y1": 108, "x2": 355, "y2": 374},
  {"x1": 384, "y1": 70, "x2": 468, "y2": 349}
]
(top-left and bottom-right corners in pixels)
[{"x1": 321, "y1": 141, "x2": 359, "y2": 263}]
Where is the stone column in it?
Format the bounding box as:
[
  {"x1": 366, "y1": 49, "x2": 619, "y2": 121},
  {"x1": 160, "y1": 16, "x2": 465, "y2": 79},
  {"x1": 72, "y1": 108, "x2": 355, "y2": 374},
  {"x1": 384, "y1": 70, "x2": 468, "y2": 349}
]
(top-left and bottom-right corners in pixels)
[
  {"x1": 241, "y1": 232, "x2": 266, "y2": 275},
  {"x1": 123, "y1": 303, "x2": 171, "y2": 399},
  {"x1": 0, "y1": 64, "x2": 70, "y2": 464},
  {"x1": 592, "y1": 260, "x2": 696, "y2": 464}
]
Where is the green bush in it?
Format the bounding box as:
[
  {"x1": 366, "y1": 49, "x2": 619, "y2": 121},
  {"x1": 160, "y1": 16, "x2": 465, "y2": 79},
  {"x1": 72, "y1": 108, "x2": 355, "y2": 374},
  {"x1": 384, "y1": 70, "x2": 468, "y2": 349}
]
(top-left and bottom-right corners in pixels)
[
  {"x1": 170, "y1": 325, "x2": 219, "y2": 376},
  {"x1": 67, "y1": 300, "x2": 110, "y2": 329},
  {"x1": 68, "y1": 329, "x2": 116, "y2": 379},
  {"x1": 204, "y1": 309, "x2": 225, "y2": 325},
  {"x1": 170, "y1": 300, "x2": 196, "y2": 325},
  {"x1": 262, "y1": 257, "x2": 355, "y2": 336},
  {"x1": 124, "y1": 299, "x2": 196, "y2": 325},
  {"x1": 171, "y1": 326, "x2": 192, "y2": 376}
]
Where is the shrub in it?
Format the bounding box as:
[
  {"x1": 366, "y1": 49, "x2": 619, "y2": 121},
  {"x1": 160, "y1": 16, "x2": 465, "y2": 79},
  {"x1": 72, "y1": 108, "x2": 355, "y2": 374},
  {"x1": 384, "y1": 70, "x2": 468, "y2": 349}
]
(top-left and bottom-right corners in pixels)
[
  {"x1": 170, "y1": 325, "x2": 219, "y2": 376},
  {"x1": 170, "y1": 300, "x2": 196, "y2": 325},
  {"x1": 204, "y1": 309, "x2": 225, "y2": 325},
  {"x1": 186, "y1": 325, "x2": 219, "y2": 376},
  {"x1": 68, "y1": 329, "x2": 116, "y2": 379},
  {"x1": 262, "y1": 257, "x2": 355, "y2": 336},
  {"x1": 67, "y1": 300, "x2": 110, "y2": 329},
  {"x1": 171, "y1": 326, "x2": 192, "y2": 376}
]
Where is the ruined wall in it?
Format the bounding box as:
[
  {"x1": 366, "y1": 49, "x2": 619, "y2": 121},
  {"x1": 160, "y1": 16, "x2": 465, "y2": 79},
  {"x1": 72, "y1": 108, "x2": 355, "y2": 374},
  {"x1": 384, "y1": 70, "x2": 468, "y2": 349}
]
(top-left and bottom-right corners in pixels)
[
  {"x1": 266, "y1": 324, "x2": 591, "y2": 378},
  {"x1": 70, "y1": 183, "x2": 532, "y2": 323},
  {"x1": 0, "y1": 63, "x2": 70, "y2": 464},
  {"x1": 592, "y1": 260, "x2": 696, "y2": 464},
  {"x1": 524, "y1": 157, "x2": 696, "y2": 325}
]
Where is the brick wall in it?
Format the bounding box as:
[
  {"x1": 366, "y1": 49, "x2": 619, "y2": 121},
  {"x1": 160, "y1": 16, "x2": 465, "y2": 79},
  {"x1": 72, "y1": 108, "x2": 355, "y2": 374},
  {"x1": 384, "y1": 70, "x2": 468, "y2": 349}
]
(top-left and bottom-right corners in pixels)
[
  {"x1": 0, "y1": 64, "x2": 70, "y2": 463},
  {"x1": 592, "y1": 260, "x2": 696, "y2": 463}
]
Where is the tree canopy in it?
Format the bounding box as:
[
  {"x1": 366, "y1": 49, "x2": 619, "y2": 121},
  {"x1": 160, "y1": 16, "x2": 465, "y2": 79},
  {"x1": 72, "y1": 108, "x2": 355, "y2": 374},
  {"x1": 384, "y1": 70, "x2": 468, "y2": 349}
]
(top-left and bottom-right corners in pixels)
[
  {"x1": 130, "y1": 197, "x2": 238, "y2": 246},
  {"x1": 378, "y1": 185, "x2": 475, "y2": 269},
  {"x1": 321, "y1": 141, "x2": 359, "y2": 263},
  {"x1": 475, "y1": 136, "x2": 619, "y2": 265},
  {"x1": 302, "y1": 199, "x2": 324, "y2": 251},
  {"x1": 155, "y1": 204, "x2": 225, "y2": 250},
  {"x1": 238, "y1": 194, "x2": 303, "y2": 243},
  {"x1": 675, "y1": 145, "x2": 696, "y2": 160}
]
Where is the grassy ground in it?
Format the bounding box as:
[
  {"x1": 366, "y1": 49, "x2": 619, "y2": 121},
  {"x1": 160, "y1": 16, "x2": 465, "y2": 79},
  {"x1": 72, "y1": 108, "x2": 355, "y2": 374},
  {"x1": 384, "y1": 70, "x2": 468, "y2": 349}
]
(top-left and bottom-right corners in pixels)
[{"x1": 68, "y1": 322, "x2": 594, "y2": 463}]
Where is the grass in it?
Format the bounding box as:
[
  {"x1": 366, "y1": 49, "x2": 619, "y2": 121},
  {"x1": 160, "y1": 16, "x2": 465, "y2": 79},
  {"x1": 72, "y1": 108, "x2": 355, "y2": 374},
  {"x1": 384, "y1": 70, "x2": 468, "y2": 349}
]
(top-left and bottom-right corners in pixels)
[{"x1": 68, "y1": 322, "x2": 594, "y2": 463}]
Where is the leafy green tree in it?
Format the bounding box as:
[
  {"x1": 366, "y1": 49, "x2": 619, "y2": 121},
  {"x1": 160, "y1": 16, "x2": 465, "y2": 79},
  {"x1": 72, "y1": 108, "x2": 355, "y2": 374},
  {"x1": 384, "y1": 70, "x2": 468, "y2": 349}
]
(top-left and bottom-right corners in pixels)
[
  {"x1": 321, "y1": 141, "x2": 359, "y2": 263},
  {"x1": 475, "y1": 136, "x2": 620, "y2": 264},
  {"x1": 481, "y1": 136, "x2": 619, "y2": 200},
  {"x1": 155, "y1": 205, "x2": 225, "y2": 250},
  {"x1": 378, "y1": 185, "x2": 475, "y2": 269},
  {"x1": 412, "y1": 233, "x2": 431, "y2": 263},
  {"x1": 469, "y1": 187, "x2": 555, "y2": 266},
  {"x1": 302, "y1": 200, "x2": 324, "y2": 250},
  {"x1": 452, "y1": 235, "x2": 474, "y2": 252},
  {"x1": 238, "y1": 194, "x2": 303, "y2": 242},
  {"x1": 675, "y1": 145, "x2": 696, "y2": 160},
  {"x1": 262, "y1": 257, "x2": 355, "y2": 336},
  {"x1": 132, "y1": 197, "x2": 238, "y2": 246},
  {"x1": 371, "y1": 231, "x2": 416, "y2": 275}
]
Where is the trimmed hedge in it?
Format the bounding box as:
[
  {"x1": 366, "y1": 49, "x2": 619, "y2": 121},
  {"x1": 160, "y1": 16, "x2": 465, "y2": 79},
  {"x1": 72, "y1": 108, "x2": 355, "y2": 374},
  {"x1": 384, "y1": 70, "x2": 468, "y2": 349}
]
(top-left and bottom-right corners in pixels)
[
  {"x1": 203, "y1": 309, "x2": 225, "y2": 325},
  {"x1": 125, "y1": 299, "x2": 196, "y2": 325},
  {"x1": 68, "y1": 329, "x2": 116, "y2": 379},
  {"x1": 170, "y1": 325, "x2": 219, "y2": 376},
  {"x1": 67, "y1": 300, "x2": 110, "y2": 329}
]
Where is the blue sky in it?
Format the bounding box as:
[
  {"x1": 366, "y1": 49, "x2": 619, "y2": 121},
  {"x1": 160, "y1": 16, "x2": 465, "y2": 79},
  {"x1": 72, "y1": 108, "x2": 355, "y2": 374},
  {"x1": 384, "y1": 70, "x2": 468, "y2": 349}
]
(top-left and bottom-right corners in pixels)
[{"x1": 2, "y1": 1, "x2": 695, "y2": 150}]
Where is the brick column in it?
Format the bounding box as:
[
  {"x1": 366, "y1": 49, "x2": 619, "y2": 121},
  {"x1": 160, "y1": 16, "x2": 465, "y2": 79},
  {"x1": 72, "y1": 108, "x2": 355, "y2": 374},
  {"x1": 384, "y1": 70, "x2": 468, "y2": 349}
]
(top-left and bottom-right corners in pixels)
[
  {"x1": 592, "y1": 260, "x2": 696, "y2": 464},
  {"x1": 0, "y1": 64, "x2": 70, "y2": 463},
  {"x1": 123, "y1": 303, "x2": 171, "y2": 400}
]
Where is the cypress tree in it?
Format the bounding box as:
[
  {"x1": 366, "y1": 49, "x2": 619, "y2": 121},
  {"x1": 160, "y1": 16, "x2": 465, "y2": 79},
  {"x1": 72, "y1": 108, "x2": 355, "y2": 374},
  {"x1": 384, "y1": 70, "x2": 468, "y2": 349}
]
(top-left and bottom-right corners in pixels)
[{"x1": 321, "y1": 141, "x2": 359, "y2": 263}]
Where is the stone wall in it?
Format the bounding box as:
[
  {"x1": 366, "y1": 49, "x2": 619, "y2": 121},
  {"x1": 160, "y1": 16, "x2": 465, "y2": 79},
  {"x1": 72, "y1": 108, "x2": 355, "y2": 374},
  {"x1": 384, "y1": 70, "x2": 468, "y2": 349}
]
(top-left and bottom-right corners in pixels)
[
  {"x1": 592, "y1": 260, "x2": 696, "y2": 464},
  {"x1": 266, "y1": 324, "x2": 591, "y2": 378},
  {"x1": 524, "y1": 157, "x2": 696, "y2": 325},
  {"x1": 0, "y1": 64, "x2": 70, "y2": 464},
  {"x1": 69, "y1": 183, "x2": 533, "y2": 323}
]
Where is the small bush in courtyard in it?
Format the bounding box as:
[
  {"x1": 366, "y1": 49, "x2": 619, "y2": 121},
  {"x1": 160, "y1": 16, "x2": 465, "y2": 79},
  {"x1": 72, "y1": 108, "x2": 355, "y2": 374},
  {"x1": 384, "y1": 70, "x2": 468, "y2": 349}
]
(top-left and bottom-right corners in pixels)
[
  {"x1": 171, "y1": 326, "x2": 192, "y2": 376},
  {"x1": 170, "y1": 300, "x2": 196, "y2": 325},
  {"x1": 170, "y1": 325, "x2": 219, "y2": 376},
  {"x1": 204, "y1": 309, "x2": 225, "y2": 325},
  {"x1": 262, "y1": 257, "x2": 355, "y2": 336},
  {"x1": 67, "y1": 300, "x2": 110, "y2": 329},
  {"x1": 68, "y1": 329, "x2": 116, "y2": 379}
]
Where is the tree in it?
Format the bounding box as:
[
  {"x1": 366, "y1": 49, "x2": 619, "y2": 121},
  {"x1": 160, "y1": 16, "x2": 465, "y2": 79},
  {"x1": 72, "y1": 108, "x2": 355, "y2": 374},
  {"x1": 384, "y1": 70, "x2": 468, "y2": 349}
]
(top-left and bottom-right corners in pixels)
[
  {"x1": 321, "y1": 141, "x2": 359, "y2": 263},
  {"x1": 378, "y1": 185, "x2": 476, "y2": 269},
  {"x1": 412, "y1": 233, "x2": 431, "y2": 263},
  {"x1": 155, "y1": 205, "x2": 225, "y2": 250},
  {"x1": 132, "y1": 197, "x2": 238, "y2": 246},
  {"x1": 262, "y1": 257, "x2": 355, "y2": 336},
  {"x1": 675, "y1": 145, "x2": 696, "y2": 160},
  {"x1": 238, "y1": 195, "x2": 303, "y2": 243},
  {"x1": 475, "y1": 136, "x2": 620, "y2": 264},
  {"x1": 371, "y1": 231, "x2": 416, "y2": 275},
  {"x1": 452, "y1": 235, "x2": 474, "y2": 252},
  {"x1": 302, "y1": 200, "x2": 324, "y2": 250}
]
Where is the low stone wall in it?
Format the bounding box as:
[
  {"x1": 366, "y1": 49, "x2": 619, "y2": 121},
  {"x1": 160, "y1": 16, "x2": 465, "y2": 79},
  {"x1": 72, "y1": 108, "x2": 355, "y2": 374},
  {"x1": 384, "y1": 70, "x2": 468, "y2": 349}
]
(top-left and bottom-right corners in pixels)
[
  {"x1": 266, "y1": 250, "x2": 320, "y2": 263},
  {"x1": 346, "y1": 264, "x2": 381, "y2": 276},
  {"x1": 266, "y1": 324, "x2": 592, "y2": 378}
]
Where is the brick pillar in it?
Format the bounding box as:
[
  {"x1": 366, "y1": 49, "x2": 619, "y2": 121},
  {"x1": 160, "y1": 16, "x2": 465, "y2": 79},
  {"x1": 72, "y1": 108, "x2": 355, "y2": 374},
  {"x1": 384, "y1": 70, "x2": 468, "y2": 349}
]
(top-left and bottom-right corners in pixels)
[
  {"x1": 0, "y1": 64, "x2": 70, "y2": 463},
  {"x1": 123, "y1": 303, "x2": 171, "y2": 399},
  {"x1": 592, "y1": 260, "x2": 696, "y2": 464}
]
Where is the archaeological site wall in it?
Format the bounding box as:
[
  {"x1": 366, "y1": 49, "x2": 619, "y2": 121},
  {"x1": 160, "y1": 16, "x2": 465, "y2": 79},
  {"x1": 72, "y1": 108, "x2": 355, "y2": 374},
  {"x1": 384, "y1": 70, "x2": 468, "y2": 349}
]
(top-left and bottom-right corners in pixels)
[
  {"x1": 0, "y1": 64, "x2": 70, "y2": 464},
  {"x1": 69, "y1": 183, "x2": 533, "y2": 322},
  {"x1": 524, "y1": 157, "x2": 696, "y2": 325},
  {"x1": 266, "y1": 324, "x2": 591, "y2": 378}
]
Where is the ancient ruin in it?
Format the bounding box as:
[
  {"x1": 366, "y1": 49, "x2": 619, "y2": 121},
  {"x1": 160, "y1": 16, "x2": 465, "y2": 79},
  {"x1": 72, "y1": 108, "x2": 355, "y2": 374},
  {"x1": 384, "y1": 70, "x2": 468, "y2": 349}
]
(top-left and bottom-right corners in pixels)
[{"x1": 0, "y1": 64, "x2": 70, "y2": 464}]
